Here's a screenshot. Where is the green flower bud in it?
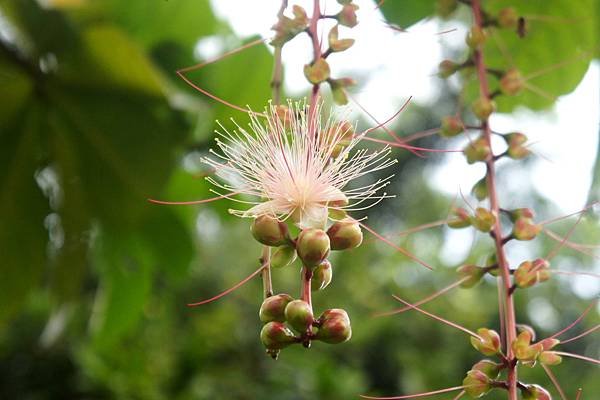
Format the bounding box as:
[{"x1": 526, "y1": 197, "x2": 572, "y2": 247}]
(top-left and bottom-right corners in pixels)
[
  {"x1": 515, "y1": 259, "x2": 550, "y2": 288},
  {"x1": 260, "y1": 321, "x2": 298, "y2": 350},
  {"x1": 463, "y1": 136, "x2": 491, "y2": 164},
  {"x1": 471, "y1": 207, "x2": 497, "y2": 232},
  {"x1": 470, "y1": 328, "x2": 501, "y2": 356},
  {"x1": 505, "y1": 132, "x2": 531, "y2": 159},
  {"x1": 329, "y1": 77, "x2": 356, "y2": 106},
  {"x1": 521, "y1": 384, "x2": 551, "y2": 400},
  {"x1": 507, "y1": 207, "x2": 535, "y2": 222},
  {"x1": 336, "y1": 4, "x2": 359, "y2": 28},
  {"x1": 271, "y1": 245, "x2": 297, "y2": 269},
  {"x1": 472, "y1": 176, "x2": 488, "y2": 201},
  {"x1": 251, "y1": 215, "x2": 290, "y2": 246},
  {"x1": 448, "y1": 207, "x2": 471, "y2": 229},
  {"x1": 270, "y1": 5, "x2": 309, "y2": 47},
  {"x1": 315, "y1": 308, "x2": 352, "y2": 344},
  {"x1": 472, "y1": 359, "x2": 502, "y2": 379},
  {"x1": 438, "y1": 60, "x2": 458, "y2": 78},
  {"x1": 539, "y1": 351, "x2": 562, "y2": 366},
  {"x1": 328, "y1": 25, "x2": 355, "y2": 52},
  {"x1": 498, "y1": 7, "x2": 519, "y2": 29},
  {"x1": 512, "y1": 217, "x2": 541, "y2": 241},
  {"x1": 259, "y1": 293, "x2": 294, "y2": 323},
  {"x1": 466, "y1": 26, "x2": 488, "y2": 49},
  {"x1": 327, "y1": 218, "x2": 363, "y2": 250},
  {"x1": 312, "y1": 260, "x2": 333, "y2": 291},
  {"x1": 457, "y1": 264, "x2": 486, "y2": 288},
  {"x1": 296, "y1": 228, "x2": 331, "y2": 267},
  {"x1": 462, "y1": 370, "x2": 491, "y2": 398},
  {"x1": 284, "y1": 299, "x2": 314, "y2": 333},
  {"x1": 500, "y1": 68, "x2": 525, "y2": 96},
  {"x1": 440, "y1": 115, "x2": 464, "y2": 137},
  {"x1": 304, "y1": 58, "x2": 331, "y2": 84},
  {"x1": 471, "y1": 97, "x2": 496, "y2": 120},
  {"x1": 512, "y1": 330, "x2": 542, "y2": 366}
]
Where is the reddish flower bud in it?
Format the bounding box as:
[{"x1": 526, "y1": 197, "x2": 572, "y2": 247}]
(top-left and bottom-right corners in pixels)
[
  {"x1": 440, "y1": 115, "x2": 464, "y2": 137},
  {"x1": 472, "y1": 359, "x2": 502, "y2": 379},
  {"x1": 464, "y1": 136, "x2": 491, "y2": 164},
  {"x1": 471, "y1": 207, "x2": 497, "y2": 232},
  {"x1": 284, "y1": 299, "x2": 314, "y2": 333},
  {"x1": 438, "y1": 60, "x2": 459, "y2": 78},
  {"x1": 471, "y1": 328, "x2": 501, "y2": 356},
  {"x1": 328, "y1": 25, "x2": 355, "y2": 52},
  {"x1": 538, "y1": 337, "x2": 559, "y2": 351},
  {"x1": 471, "y1": 97, "x2": 496, "y2": 120},
  {"x1": 508, "y1": 207, "x2": 535, "y2": 221},
  {"x1": 448, "y1": 207, "x2": 471, "y2": 229},
  {"x1": 260, "y1": 321, "x2": 298, "y2": 350},
  {"x1": 270, "y1": 245, "x2": 297, "y2": 269},
  {"x1": 521, "y1": 384, "x2": 551, "y2": 400},
  {"x1": 466, "y1": 26, "x2": 488, "y2": 49},
  {"x1": 500, "y1": 68, "x2": 525, "y2": 96},
  {"x1": 327, "y1": 218, "x2": 363, "y2": 250},
  {"x1": 315, "y1": 308, "x2": 352, "y2": 344},
  {"x1": 251, "y1": 215, "x2": 290, "y2": 246},
  {"x1": 337, "y1": 4, "x2": 359, "y2": 28},
  {"x1": 270, "y1": 5, "x2": 309, "y2": 47},
  {"x1": 259, "y1": 293, "x2": 294, "y2": 323},
  {"x1": 437, "y1": 0, "x2": 458, "y2": 18},
  {"x1": 312, "y1": 260, "x2": 333, "y2": 291},
  {"x1": 515, "y1": 259, "x2": 550, "y2": 289},
  {"x1": 457, "y1": 264, "x2": 486, "y2": 288},
  {"x1": 513, "y1": 217, "x2": 541, "y2": 241},
  {"x1": 296, "y1": 228, "x2": 331, "y2": 267},
  {"x1": 304, "y1": 58, "x2": 331, "y2": 84},
  {"x1": 505, "y1": 132, "x2": 531, "y2": 159},
  {"x1": 498, "y1": 7, "x2": 519, "y2": 29},
  {"x1": 462, "y1": 370, "x2": 491, "y2": 398},
  {"x1": 539, "y1": 351, "x2": 562, "y2": 366}
]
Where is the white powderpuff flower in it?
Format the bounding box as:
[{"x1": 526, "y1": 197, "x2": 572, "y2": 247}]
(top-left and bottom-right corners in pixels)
[{"x1": 203, "y1": 100, "x2": 397, "y2": 229}]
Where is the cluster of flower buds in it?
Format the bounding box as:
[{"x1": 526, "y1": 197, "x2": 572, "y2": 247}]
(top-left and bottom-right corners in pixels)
[
  {"x1": 511, "y1": 328, "x2": 561, "y2": 368},
  {"x1": 447, "y1": 207, "x2": 497, "y2": 233},
  {"x1": 507, "y1": 207, "x2": 540, "y2": 241},
  {"x1": 503, "y1": 132, "x2": 531, "y2": 160},
  {"x1": 462, "y1": 359, "x2": 504, "y2": 398},
  {"x1": 514, "y1": 259, "x2": 550, "y2": 289}
]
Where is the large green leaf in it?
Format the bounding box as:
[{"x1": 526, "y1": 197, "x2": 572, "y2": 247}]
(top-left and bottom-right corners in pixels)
[{"x1": 377, "y1": 0, "x2": 437, "y2": 29}]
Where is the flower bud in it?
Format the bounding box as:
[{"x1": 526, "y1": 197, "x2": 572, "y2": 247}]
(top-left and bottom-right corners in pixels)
[
  {"x1": 472, "y1": 359, "x2": 502, "y2": 379},
  {"x1": 329, "y1": 77, "x2": 356, "y2": 106},
  {"x1": 251, "y1": 215, "x2": 290, "y2": 246},
  {"x1": 270, "y1": 245, "x2": 297, "y2": 269},
  {"x1": 471, "y1": 207, "x2": 497, "y2": 232},
  {"x1": 538, "y1": 337, "x2": 559, "y2": 351},
  {"x1": 260, "y1": 321, "x2": 298, "y2": 350},
  {"x1": 296, "y1": 228, "x2": 331, "y2": 267},
  {"x1": 440, "y1": 115, "x2": 464, "y2": 137},
  {"x1": 259, "y1": 293, "x2": 294, "y2": 323},
  {"x1": 284, "y1": 299, "x2": 314, "y2": 333},
  {"x1": 512, "y1": 217, "x2": 540, "y2": 241},
  {"x1": 448, "y1": 207, "x2": 471, "y2": 229},
  {"x1": 270, "y1": 5, "x2": 309, "y2": 47},
  {"x1": 457, "y1": 264, "x2": 486, "y2": 288},
  {"x1": 463, "y1": 136, "x2": 491, "y2": 164},
  {"x1": 312, "y1": 260, "x2": 333, "y2": 291},
  {"x1": 539, "y1": 351, "x2": 562, "y2": 366},
  {"x1": 472, "y1": 177, "x2": 488, "y2": 201},
  {"x1": 328, "y1": 25, "x2": 355, "y2": 52},
  {"x1": 436, "y1": 0, "x2": 458, "y2": 18},
  {"x1": 304, "y1": 58, "x2": 331, "y2": 84},
  {"x1": 517, "y1": 324, "x2": 537, "y2": 341},
  {"x1": 336, "y1": 4, "x2": 359, "y2": 28},
  {"x1": 514, "y1": 259, "x2": 550, "y2": 288},
  {"x1": 462, "y1": 370, "x2": 491, "y2": 398},
  {"x1": 521, "y1": 384, "x2": 551, "y2": 400},
  {"x1": 315, "y1": 308, "x2": 352, "y2": 344},
  {"x1": 498, "y1": 7, "x2": 519, "y2": 29},
  {"x1": 471, "y1": 97, "x2": 496, "y2": 120},
  {"x1": 466, "y1": 26, "x2": 488, "y2": 49},
  {"x1": 438, "y1": 60, "x2": 458, "y2": 78},
  {"x1": 512, "y1": 330, "x2": 542, "y2": 366},
  {"x1": 508, "y1": 207, "x2": 535, "y2": 222},
  {"x1": 327, "y1": 218, "x2": 363, "y2": 250},
  {"x1": 471, "y1": 328, "x2": 501, "y2": 356},
  {"x1": 505, "y1": 132, "x2": 530, "y2": 159},
  {"x1": 500, "y1": 68, "x2": 525, "y2": 96}
]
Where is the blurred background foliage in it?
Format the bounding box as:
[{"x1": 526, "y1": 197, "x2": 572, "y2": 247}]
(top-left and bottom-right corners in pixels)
[{"x1": 0, "y1": 0, "x2": 598, "y2": 399}]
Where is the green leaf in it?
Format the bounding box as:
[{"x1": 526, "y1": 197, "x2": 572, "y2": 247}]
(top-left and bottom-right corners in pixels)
[
  {"x1": 377, "y1": 0, "x2": 437, "y2": 29},
  {"x1": 0, "y1": 59, "x2": 33, "y2": 124}
]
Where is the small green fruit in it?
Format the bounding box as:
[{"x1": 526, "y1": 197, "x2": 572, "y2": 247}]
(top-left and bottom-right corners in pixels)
[
  {"x1": 260, "y1": 321, "x2": 297, "y2": 350},
  {"x1": 284, "y1": 300, "x2": 314, "y2": 333},
  {"x1": 327, "y1": 218, "x2": 363, "y2": 250},
  {"x1": 251, "y1": 215, "x2": 290, "y2": 246},
  {"x1": 315, "y1": 308, "x2": 351, "y2": 344},
  {"x1": 259, "y1": 294, "x2": 294, "y2": 323},
  {"x1": 296, "y1": 228, "x2": 331, "y2": 267}
]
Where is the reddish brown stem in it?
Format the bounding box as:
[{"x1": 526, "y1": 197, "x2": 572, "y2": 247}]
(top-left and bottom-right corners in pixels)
[
  {"x1": 301, "y1": 265, "x2": 313, "y2": 309},
  {"x1": 471, "y1": 1, "x2": 518, "y2": 399}
]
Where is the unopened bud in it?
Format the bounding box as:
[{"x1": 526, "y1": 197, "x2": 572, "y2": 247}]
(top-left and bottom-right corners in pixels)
[
  {"x1": 498, "y1": 7, "x2": 519, "y2": 29},
  {"x1": 500, "y1": 68, "x2": 525, "y2": 96},
  {"x1": 270, "y1": 5, "x2": 309, "y2": 47},
  {"x1": 538, "y1": 337, "x2": 559, "y2": 351},
  {"x1": 296, "y1": 228, "x2": 331, "y2": 267},
  {"x1": 438, "y1": 60, "x2": 458, "y2": 78},
  {"x1": 517, "y1": 324, "x2": 537, "y2": 341},
  {"x1": 336, "y1": 4, "x2": 359, "y2": 28},
  {"x1": 312, "y1": 260, "x2": 333, "y2": 291},
  {"x1": 437, "y1": 0, "x2": 458, "y2": 18},
  {"x1": 472, "y1": 177, "x2": 488, "y2": 201},
  {"x1": 284, "y1": 299, "x2": 314, "y2": 333},
  {"x1": 539, "y1": 351, "x2": 562, "y2": 366},
  {"x1": 251, "y1": 215, "x2": 290, "y2": 246},
  {"x1": 464, "y1": 136, "x2": 491, "y2": 164},
  {"x1": 440, "y1": 115, "x2": 464, "y2": 137},
  {"x1": 466, "y1": 26, "x2": 488, "y2": 48},
  {"x1": 505, "y1": 132, "x2": 530, "y2": 159},
  {"x1": 462, "y1": 370, "x2": 491, "y2": 398},
  {"x1": 512, "y1": 330, "x2": 542, "y2": 365},
  {"x1": 471, "y1": 328, "x2": 501, "y2": 356},
  {"x1": 329, "y1": 78, "x2": 356, "y2": 106},
  {"x1": 471, "y1": 97, "x2": 496, "y2": 120},
  {"x1": 472, "y1": 359, "x2": 502, "y2": 379},
  {"x1": 315, "y1": 308, "x2": 352, "y2": 344},
  {"x1": 513, "y1": 218, "x2": 541, "y2": 241},
  {"x1": 260, "y1": 321, "x2": 298, "y2": 350},
  {"x1": 260, "y1": 293, "x2": 294, "y2": 323},
  {"x1": 471, "y1": 207, "x2": 497, "y2": 232},
  {"x1": 508, "y1": 207, "x2": 535, "y2": 222},
  {"x1": 515, "y1": 259, "x2": 550, "y2": 288},
  {"x1": 521, "y1": 384, "x2": 551, "y2": 400},
  {"x1": 328, "y1": 25, "x2": 355, "y2": 52},
  {"x1": 304, "y1": 58, "x2": 331, "y2": 84},
  {"x1": 271, "y1": 245, "x2": 297, "y2": 269},
  {"x1": 448, "y1": 207, "x2": 471, "y2": 229},
  {"x1": 327, "y1": 218, "x2": 363, "y2": 250},
  {"x1": 457, "y1": 264, "x2": 486, "y2": 288}
]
